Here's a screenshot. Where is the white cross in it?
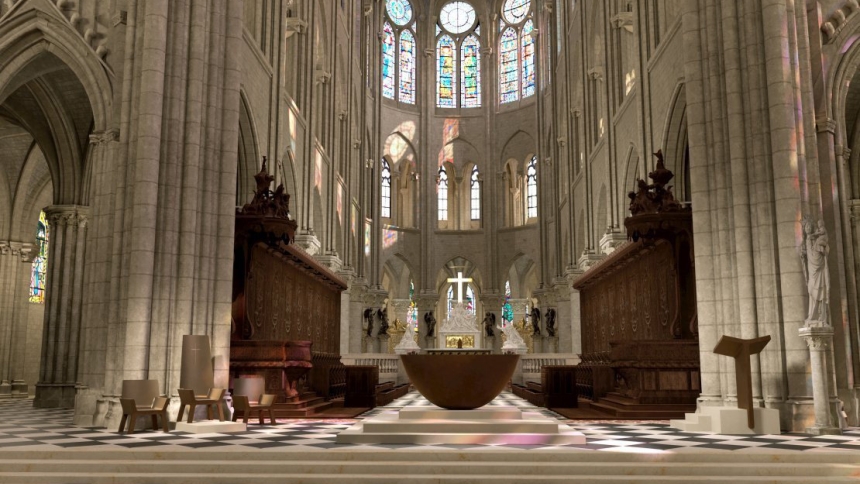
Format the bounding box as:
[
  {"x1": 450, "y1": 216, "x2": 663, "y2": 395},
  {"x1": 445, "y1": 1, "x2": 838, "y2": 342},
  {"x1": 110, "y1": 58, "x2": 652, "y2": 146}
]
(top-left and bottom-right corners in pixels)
[{"x1": 446, "y1": 271, "x2": 473, "y2": 303}]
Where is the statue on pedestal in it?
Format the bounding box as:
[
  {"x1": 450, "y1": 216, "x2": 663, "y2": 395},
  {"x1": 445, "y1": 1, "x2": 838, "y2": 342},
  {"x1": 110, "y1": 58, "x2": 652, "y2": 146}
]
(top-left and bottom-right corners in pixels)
[
  {"x1": 424, "y1": 311, "x2": 436, "y2": 337},
  {"x1": 377, "y1": 307, "x2": 389, "y2": 334},
  {"x1": 545, "y1": 308, "x2": 557, "y2": 337},
  {"x1": 531, "y1": 307, "x2": 541, "y2": 335},
  {"x1": 498, "y1": 322, "x2": 527, "y2": 353},
  {"x1": 363, "y1": 308, "x2": 374, "y2": 337},
  {"x1": 800, "y1": 219, "x2": 830, "y2": 325},
  {"x1": 483, "y1": 312, "x2": 496, "y2": 337}
]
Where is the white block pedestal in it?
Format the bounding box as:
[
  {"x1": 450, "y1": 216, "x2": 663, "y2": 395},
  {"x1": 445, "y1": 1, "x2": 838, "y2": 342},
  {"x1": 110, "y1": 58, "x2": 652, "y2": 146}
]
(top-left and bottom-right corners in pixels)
[
  {"x1": 671, "y1": 407, "x2": 781, "y2": 435},
  {"x1": 337, "y1": 406, "x2": 586, "y2": 445},
  {"x1": 175, "y1": 420, "x2": 247, "y2": 433}
]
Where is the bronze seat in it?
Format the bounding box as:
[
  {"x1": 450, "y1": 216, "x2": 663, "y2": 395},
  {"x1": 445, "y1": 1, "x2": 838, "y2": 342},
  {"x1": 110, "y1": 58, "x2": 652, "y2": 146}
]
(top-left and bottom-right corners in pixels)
[
  {"x1": 177, "y1": 388, "x2": 225, "y2": 423},
  {"x1": 118, "y1": 396, "x2": 170, "y2": 434},
  {"x1": 232, "y1": 394, "x2": 276, "y2": 424}
]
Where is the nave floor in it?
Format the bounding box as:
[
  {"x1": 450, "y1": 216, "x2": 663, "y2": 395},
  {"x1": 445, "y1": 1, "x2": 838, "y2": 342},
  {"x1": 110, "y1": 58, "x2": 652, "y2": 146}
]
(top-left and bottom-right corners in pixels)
[{"x1": 1, "y1": 392, "x2": 859, "y2": 453}]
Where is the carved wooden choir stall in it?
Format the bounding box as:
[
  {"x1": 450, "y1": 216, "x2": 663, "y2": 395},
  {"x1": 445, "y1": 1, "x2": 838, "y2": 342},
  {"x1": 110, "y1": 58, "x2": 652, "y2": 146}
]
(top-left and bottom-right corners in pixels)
[
  {"x1": 231, "y1": 159, "x2": 348, "y2": 418},
  {"x1": 571, "y1": 151, "x2": 700, "y2": 419}
]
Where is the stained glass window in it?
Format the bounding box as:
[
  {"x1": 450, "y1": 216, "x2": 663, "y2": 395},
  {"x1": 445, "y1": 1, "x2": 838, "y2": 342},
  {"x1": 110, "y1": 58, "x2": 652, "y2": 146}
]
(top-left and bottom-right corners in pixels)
[
  {"x1": 470, "y1": 165, "x2": 480, "y2": 220},
  {"x1": 499, "y1": 28, "x2": 519, "y2": 104},
  {"x1": 440, "y1": 2, "x2": 476, "y2": 34},
  {"x1": 399, "y1": 29, "x2": 416, "y2": 104},
  {"x1": 382, "y1": 23, "x2": 396, "y2": 99},
  {"x1": 438, "y1": 165, "x2": 449, "y2": 221},
  {"x1": 527, "y1": 156, "x2": 538, "y2": 218},
  {"x1": 521, "y1": 19, "x2": 535, "y2": 98},
  {"x1": 460, "y1": 35, "x2": 481, "y2": 108},
  {"x1": 381, "y1": 159, "x2": 391, "y2": 218},
  {"x1": 408, "y1": 280, "x2": 418, "y2": 330},
  {"x1": 29, "y1": 211, "x2": 48, "y2": 304},
  {"x1": 502, "y1": 280, "x2": 514, "y2": 324},
  {"x1": 437, "y1": 36, "x2": 456, "y2": 108},
  {"x1": 386, "y1": 0, "x2": 413, "y2": 26},
  {"x1": 502, "y1": 0, "x2": 531, "y2": 24}
]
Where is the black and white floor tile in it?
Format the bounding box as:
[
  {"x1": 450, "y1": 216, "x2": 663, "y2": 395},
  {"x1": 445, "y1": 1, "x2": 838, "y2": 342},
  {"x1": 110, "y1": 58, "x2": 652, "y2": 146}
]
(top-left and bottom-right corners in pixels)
[{"x1": 1, "y1": 393, "x2": 859, "y2": 452}]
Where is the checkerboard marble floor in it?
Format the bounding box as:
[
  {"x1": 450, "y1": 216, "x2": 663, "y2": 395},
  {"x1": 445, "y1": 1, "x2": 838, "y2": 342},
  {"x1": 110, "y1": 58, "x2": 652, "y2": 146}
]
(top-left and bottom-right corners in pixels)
[{"x1": 1, "y1": 393, "x2": 859, "y2": 452}]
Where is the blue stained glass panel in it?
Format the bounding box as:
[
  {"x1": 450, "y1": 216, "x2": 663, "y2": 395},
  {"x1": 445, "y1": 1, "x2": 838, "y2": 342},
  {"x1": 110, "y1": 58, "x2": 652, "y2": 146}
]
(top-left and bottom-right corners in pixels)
[
  {"x1": 29, "y1": 211, "x2": 48, "y2": 304},
  {"x1": 437, "y1": 36, "x2": 456, "y2": 108},
  {"x1": 522, "y1": 20, "x2": 535, "y2": 98},
  {"x1": 399, "y1": 29, "x2": 416, "y2": 104},
  {"x1": 460, "y1": 35, "x2": 481, "y2": 108},
  {"x1": 499, "y1": 28, "x2": 519, "y2": 104},
  {"x1": 382, "y1": 23, "x2": 396, "y2": 99}
]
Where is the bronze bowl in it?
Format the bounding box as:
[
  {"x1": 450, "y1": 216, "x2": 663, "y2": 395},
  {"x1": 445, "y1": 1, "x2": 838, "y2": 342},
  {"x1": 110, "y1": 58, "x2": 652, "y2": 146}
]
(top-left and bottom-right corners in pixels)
[{"x1": 399, "y1": 354, "x2": 520, "y2": 410}]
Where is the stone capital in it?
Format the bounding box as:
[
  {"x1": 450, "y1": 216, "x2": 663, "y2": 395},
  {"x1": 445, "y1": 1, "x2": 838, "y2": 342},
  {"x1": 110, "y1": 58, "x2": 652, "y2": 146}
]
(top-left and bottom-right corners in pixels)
[
  {"x1": 44, "y1": 205, "x2": 90, "y2": 229},
  {"x1": 799, "y1": 324, "x2": 835, "y2": 350},
  {"x1": 0, "y1": 240, "x2": 34, "y2": 261},
  {"x1": 88, "y1": 129, "x2": 119, "y2": 146}
]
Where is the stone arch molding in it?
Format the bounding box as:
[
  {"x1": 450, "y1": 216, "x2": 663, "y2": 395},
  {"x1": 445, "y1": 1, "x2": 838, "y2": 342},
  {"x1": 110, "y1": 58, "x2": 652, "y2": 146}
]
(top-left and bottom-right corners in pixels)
[{"x1": 0, "y1": 2, "x2": 112, "y2": 130}]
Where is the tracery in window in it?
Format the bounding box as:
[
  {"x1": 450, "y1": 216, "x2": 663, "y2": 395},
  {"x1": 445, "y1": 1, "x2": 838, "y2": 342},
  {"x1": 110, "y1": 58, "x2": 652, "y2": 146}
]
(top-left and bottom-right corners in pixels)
[
  {"x1": 381, "y1": 159, "x2": 392, "y2": 218},
  {"x1": 436, "y1": 2, "x2": 481, "y2": 109},
  {"x1": 527, "y1": 156, "x2": 538, "y2": 218},
  {"x1": 440, "y1": 1, "x2": 476, "y2": 34},
  {"x1": 470, "y1": 165, "x2": 480, "y2": 220},
  {"x1": 499, "y1": 0, "x2": 534, "y2": 105},
  {"x1": 382, "y1": 1, "x2": 417, "y2": 104},
  {"x1": 438, "y1": 165, "x2": 449, "y2": 221}
]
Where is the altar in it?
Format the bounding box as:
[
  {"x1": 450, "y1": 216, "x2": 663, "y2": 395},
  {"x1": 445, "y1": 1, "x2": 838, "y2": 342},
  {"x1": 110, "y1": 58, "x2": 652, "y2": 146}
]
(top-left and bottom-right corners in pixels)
[
  {"x1": 438, "y1": 272, "x2": 481, "y2": 349},
  {"x1": 425, "y1": 348, "x2": 491, "y2": 355}
]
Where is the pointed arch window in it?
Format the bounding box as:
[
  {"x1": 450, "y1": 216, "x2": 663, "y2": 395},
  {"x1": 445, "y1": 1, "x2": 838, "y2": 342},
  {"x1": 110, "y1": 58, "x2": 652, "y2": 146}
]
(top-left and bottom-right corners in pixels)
[
  {"x1": 381, "y1": 159, "x2": 392, "y2": 218},
  {"x1": 437, "y1": 36, "x2": 456, "y2": 108},
  {"x1": 470, "y1": 165, "x2": 480, "y2": 220},
  {"x1": 382, "y1": 1, "x2": 417, "y2": 104},
  {"x1": 438, "y1": 165, "x2": 449, "y2": 221},
  {"x1": 29, "y1": 211, "x2": 49, "y2": 304},
  {"x1": 499, "y1": 0, "x2": 534, "y2": 105},
  {"x1": 521, "y1": 19, "x2": 535, "y2": 97},
  {"x1": 502, "y1": 280, "x2": 514, "y2": 324},
  {"x1": 437, "y1": 2, "x2": 481, "y2": 109},
  {"x1": 499, "y1": 28, "x2": 519, "y2": 103},
  {"x1": 382, "y1": 23, "x2": 396, "y2": 99},
  {"x1": 460, "y1": 35, "x2": 481, "y2": 108},
  {"x1": 399, "y1": 30, "x2": 416, "y2": 103},
  {"x1": 527, "y1": 156, "x2": 538, "y2": 218}
]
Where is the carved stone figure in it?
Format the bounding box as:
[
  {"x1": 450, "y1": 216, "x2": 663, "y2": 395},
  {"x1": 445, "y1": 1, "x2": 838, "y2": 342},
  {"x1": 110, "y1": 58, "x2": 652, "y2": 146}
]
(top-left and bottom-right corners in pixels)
[
  {"x1": 531, "y1": 307, "x2": 541, "y2": 335},
  {"x1": 483, "y1": 312, "x2": 496, "y2": 337},
  {"x1": 800, "y1": 219, "x2": 830, "y2": 325},
  {"x1": 377, "y1": 307, "x2": 389, "y2": 334},
  {"x1": 627, "y1": 150, "x2": 684, "y2": 216},
  {"x1": 424, "y1": 311, "x2": 436, "y2": 337},
  {"x1": 545, "y1": 308, "x2": 557, "y2": 337},
  {"x1": 498, "y1": 322, "x2": 527, "y2": 351},
  {"x1": 363, "y1": 308, "x2": 374, "y2": 337}
]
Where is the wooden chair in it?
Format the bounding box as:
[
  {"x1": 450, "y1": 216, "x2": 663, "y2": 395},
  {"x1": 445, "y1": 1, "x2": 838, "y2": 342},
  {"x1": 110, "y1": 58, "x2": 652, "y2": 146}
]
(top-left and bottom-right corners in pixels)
[
  {"x1": 118, "y1": 396, "x2": 170, "y2": 434},
  {"x1": 232, "y1": 394, "x2": 276, "y2": 424},
  {"x1": 177, "y1": 388, "x2": 225, "y2": 423}
]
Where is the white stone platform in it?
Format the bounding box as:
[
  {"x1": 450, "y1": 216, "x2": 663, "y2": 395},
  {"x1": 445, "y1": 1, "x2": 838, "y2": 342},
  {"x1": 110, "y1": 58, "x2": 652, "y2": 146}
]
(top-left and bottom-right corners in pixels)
[
  {"x1": 671, "y1": 406, "x2": 781, "y2": 435},
  {"x1": 175, "y1": 420, "x2": 247, "y2": 433},
  {"x1": 337, "y1": 406, "x2": 586, "y2": 445}
]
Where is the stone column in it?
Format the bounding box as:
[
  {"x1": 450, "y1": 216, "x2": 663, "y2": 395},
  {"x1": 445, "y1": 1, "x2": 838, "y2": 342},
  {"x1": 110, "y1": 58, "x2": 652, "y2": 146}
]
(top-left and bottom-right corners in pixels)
[
  {"x1": 799, "y1": 325, "x2": 842, "y2": 435},
  {"x1": 0, "y1": 242, "x2": 33, "y2": 398},
  {"x1": 34, "y1": 206, "x2": 89, "y2": 408}
]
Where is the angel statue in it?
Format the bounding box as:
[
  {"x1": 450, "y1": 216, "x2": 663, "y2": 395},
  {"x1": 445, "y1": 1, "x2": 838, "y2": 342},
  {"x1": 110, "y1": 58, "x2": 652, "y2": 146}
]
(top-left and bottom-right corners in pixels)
[
  {"x1": 424, "y1": 311, "x2": 437, "y2": 337},
  {"x1": 800, "y1": 219, "x2": 830, "y2": 325},
  {"x1": 363, "y1": 308, "x2": 374, "y2": 337}
]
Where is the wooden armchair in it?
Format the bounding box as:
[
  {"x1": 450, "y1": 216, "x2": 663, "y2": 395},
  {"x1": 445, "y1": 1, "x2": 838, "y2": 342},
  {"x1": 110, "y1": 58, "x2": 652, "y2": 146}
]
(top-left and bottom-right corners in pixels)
[
  {"x1": 232, "y1": 394, "x2": 276, "y2": 424},
  {"x1": 118, "y1": 396, "x2": 170, "y2": 434},
  {"x1": 177, "y1": 388, "x2": 225, "y2": 423}
]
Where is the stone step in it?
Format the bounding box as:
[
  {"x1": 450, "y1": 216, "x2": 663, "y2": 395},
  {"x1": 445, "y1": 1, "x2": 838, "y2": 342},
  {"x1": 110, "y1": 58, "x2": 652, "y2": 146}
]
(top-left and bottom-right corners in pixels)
[
  {"x1": 362, "y1": 418, "x2": 562, "y2": 434},
  {"x1": 274, "y1": 400, "x2": 333, "y2": 417},
  {"x1": 1, "y1": 460, "x2": 858, "y2": 477}
]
